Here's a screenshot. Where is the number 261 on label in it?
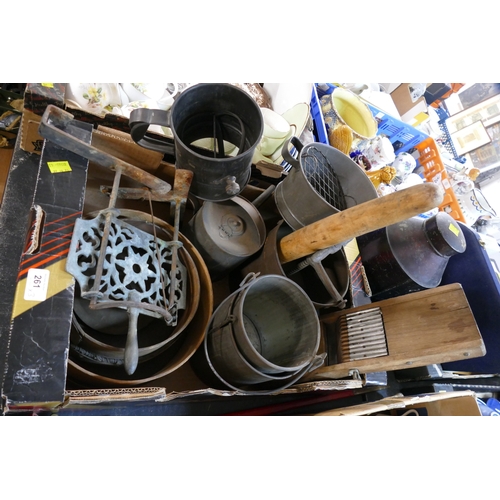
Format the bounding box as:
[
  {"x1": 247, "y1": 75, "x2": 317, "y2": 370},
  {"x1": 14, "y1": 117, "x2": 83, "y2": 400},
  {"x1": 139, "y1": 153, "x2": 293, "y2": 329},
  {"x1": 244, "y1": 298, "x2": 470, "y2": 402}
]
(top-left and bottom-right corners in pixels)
[{"x1": 24, "y1": 268, "x2": 50, "y2": 302}]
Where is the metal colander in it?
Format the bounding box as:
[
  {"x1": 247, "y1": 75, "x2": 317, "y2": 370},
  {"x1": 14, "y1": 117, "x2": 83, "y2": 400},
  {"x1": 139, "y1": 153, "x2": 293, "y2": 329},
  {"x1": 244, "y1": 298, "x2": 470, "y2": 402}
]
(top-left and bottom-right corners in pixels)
[
  {"x1": 301, "y1": 146, "x2": 348, "y2": 212},
  {"x1": 274, "y1": 139, "x2": 378, "y2": 230}
]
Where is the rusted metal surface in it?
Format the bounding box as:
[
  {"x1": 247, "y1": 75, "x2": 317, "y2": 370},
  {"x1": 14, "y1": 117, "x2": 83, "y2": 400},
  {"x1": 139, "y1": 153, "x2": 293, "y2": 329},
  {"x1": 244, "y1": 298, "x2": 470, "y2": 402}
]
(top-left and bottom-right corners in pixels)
[
  {"x1": 167, "y1": 168, "x2": 194, "y2": 315},
  {"x1": 100, "y1": 168, "x2": 194, "y2": 206},
  {"x1": 39, "y1": 105, "x2": 172, "y2": 198}
]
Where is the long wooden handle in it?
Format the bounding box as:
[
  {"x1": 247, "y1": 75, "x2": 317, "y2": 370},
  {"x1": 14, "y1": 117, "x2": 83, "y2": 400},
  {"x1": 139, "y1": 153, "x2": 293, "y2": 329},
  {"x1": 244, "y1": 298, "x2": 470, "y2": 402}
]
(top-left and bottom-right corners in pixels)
[{"x1": 278, "y1": 183, "x2": 443, "y2": 264}]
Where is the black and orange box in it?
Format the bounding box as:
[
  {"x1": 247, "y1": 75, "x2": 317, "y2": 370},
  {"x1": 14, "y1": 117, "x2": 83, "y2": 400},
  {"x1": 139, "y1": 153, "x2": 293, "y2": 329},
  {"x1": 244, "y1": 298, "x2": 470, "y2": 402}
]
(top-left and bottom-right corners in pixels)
[{"x1": 0, "y1": 119, "x2": 91, "y2": 413}]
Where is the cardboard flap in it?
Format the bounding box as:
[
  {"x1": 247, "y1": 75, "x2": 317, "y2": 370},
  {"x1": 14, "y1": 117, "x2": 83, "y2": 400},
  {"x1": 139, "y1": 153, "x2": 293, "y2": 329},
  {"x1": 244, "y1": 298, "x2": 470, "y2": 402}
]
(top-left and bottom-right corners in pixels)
[{"x1": 315, "y1": 390, "x2": 481, "y2": 416}]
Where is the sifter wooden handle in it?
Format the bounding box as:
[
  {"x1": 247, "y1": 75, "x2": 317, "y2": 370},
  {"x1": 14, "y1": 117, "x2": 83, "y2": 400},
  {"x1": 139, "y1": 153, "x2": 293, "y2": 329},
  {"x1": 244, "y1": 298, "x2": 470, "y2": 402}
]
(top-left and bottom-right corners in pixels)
[{"x1": 278, "y1": 183, "x2": 444, "y2": 264}]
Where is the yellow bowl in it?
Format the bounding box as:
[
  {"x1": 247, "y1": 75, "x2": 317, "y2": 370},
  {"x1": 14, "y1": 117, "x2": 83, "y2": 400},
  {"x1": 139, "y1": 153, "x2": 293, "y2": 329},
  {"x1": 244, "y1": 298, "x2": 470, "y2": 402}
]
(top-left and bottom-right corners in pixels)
[{"x1": 321, "y1": 87, "x2": 378, "y2": 147}]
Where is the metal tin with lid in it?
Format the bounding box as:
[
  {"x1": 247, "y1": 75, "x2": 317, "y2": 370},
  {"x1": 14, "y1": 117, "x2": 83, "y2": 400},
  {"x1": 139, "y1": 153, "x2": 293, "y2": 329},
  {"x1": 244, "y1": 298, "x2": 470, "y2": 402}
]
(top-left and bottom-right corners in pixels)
[{"x1": 357, "y1": 212, "x2": 467, "y2": 301}]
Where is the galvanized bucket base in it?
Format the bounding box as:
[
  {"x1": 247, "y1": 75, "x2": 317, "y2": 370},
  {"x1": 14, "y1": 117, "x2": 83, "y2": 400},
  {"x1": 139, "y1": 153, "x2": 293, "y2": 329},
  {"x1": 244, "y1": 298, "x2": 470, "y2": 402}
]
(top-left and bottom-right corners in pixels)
[{"x1": 191, "y1": 305, "x2": 325, "y2": 395}]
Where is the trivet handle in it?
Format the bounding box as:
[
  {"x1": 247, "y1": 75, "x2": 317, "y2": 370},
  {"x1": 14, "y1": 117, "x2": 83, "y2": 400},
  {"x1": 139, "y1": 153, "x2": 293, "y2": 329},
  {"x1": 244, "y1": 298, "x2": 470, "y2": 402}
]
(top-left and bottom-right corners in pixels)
[
  {"x1": 124, "y1": 304, "x2": 141, "y2": 376},
  {"x1": 278, "y1": 183, "x2": 444, "y2": 264}
]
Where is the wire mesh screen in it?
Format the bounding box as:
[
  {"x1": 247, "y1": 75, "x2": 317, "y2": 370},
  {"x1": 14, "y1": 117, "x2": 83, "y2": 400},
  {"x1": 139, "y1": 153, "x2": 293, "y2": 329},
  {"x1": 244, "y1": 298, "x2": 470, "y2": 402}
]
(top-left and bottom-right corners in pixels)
[{"x1": 301, "y1": 146, "x2": 348, "y2": 211}]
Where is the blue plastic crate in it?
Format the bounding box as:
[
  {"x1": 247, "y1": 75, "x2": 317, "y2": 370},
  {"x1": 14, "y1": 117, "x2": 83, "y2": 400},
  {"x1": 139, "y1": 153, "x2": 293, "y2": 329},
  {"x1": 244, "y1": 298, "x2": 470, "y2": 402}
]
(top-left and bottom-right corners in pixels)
[
  {"x1": 310, "y1": 85, "x2": 328, "y2": 145},
  {"x1": 314, "y1": 84, "x2": 429, "y2": 154},
  {"x1": 437, "y1": 119, "x2": 466, "y2": 162},
  {"x1": 435, "y1": 105, "x2": 450, "y2": 122},
  {"x1": 367, "y1": 103, "x2": 429, "y2": 154}
]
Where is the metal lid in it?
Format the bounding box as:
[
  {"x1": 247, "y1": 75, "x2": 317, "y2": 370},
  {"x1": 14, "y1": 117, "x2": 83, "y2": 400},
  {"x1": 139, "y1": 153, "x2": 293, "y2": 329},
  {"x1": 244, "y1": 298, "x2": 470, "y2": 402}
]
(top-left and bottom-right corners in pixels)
[
  {"x1": 424, "y1": 212, "x2": 467, "y2": 257},
  {"x1": 200, "y1": 196, "x2": 266, "y2": 257}
]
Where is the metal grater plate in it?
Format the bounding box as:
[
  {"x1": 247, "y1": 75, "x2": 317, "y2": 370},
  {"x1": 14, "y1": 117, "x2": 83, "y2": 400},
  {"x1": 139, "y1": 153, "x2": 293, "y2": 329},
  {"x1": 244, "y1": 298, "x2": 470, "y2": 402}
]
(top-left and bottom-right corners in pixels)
[
  {"x1": 338, "y1": 307, "x2": 388, "y2": 362},
  {"x1": 301, "y1": 146, "x2": 347, "y2": 211}
]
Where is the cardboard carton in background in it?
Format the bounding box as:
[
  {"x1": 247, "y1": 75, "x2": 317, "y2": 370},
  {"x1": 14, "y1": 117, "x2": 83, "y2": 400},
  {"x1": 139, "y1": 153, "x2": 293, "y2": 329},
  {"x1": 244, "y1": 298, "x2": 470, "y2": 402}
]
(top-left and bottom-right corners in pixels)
[
  {"x1": 389, "y1": 83, "x2": 428, "y2": 124},
  {"x1": 0, "y1": 147, "x2": 13, "y2": 204},
  {"x1": 314, "y1": 391, "x2": 482, "y2": 416}
]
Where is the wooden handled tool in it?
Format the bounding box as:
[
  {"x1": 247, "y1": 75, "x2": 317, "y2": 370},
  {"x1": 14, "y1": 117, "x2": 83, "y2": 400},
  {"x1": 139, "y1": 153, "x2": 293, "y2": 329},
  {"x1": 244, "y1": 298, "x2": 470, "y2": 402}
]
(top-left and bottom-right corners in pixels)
[{"x1": 278, "y1": 183, "x2": 443, "y2": 264}]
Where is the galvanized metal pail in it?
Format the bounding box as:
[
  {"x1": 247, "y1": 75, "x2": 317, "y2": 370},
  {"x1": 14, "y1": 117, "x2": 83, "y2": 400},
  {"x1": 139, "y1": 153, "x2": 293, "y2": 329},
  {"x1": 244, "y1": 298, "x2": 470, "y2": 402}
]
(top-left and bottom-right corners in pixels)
[
  {"x1": 207, "y1": 322, "x2": 295, "y2": 385},
  {"x1": 210, "y1": 273, "x2": 321, "y2": 375}
]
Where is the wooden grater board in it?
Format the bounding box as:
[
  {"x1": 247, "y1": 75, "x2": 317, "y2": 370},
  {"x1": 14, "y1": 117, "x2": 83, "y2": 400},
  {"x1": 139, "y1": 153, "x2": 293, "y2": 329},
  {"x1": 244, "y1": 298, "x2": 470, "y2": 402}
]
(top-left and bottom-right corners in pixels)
[{"x1": 308, "y1": 283, "x2": 486, "y2": 380}]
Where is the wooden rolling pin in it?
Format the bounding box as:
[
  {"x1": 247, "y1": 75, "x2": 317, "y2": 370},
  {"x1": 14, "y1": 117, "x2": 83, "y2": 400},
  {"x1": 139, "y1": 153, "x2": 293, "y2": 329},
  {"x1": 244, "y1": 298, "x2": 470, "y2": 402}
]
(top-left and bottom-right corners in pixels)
[{"x1": 278, "y1": 183, "x2": 443, "y2": 264}]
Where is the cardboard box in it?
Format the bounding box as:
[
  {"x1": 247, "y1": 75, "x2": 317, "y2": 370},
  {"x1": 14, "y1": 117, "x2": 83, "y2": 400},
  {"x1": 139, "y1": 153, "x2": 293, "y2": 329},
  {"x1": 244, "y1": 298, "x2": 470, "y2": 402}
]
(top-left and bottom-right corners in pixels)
[
  {"x1": 20, "y1": 83, "x2": 66, "y2": 154},
  {"x1": 0, "y1": 121, "x2": 92, "y2": 411},
  {"x1": 1, "y1": 119, "x2": 363, "y2": 414},
  {"x1": 390, "y1": 83, "x2": 428, "y2": 124},
  {"x1": 379, "y1": 83, "x2": 402, "y2": 94},
  {"x1": 19, "y1": 108, "x2": 46, "y2": 154},
  {"x1": 0, "y1": 147, "x2": 13, "y2": 204},
  {"x1": 314, "y1": 390, "x2": 482, "y2": 416},
  {"x1": 0, "y1": 104, "x2": 489, "y2": 415}
]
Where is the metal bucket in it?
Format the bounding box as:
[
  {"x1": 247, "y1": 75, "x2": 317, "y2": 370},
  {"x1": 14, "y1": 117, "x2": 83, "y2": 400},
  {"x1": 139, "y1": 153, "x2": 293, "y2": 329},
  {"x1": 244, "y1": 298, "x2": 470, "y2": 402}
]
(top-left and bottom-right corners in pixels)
[
  {"x1": 207, "y1": 322, "x2": 295, "y2": 385},
  {"x1": 192, "y1": 306, "x2": 326, "y2": 394},
  {"x1": 242, "y1": 221, "x2": 350, "y2": 309},
  {"x1": 211, "y1": 273, "x2": 321, "y2": 374},
  {"x1": 129, "y1": 83, "x2": 264, "y2": 202},
  {"x1": 274, "y1": 139, "x2": 378, "y2": 230},
  {"x1": 184, "y1": 195, "x2": 266, "y2": 282}
]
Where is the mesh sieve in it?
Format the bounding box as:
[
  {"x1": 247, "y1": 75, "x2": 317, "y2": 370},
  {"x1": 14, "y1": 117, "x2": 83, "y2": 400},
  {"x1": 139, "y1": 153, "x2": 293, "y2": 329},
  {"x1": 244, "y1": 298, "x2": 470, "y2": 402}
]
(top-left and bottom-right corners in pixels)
[{"x1": 300, "y1": 146, "x2": 348, "y2": 211}]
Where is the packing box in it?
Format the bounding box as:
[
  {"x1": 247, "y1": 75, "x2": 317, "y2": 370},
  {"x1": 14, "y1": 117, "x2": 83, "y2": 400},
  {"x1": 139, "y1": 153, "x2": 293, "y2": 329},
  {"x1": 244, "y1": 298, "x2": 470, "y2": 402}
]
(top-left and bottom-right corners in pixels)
[
  {"x1": 0, "y1": 121, "x2": 92, "y2": 411},
  {"x1": 0, "y1": 121, "x2": 362, "y2": 414},
  {"x1": 21, "y1": 83, "x2": 67, "y2": 154},
  {"x1": 390, "y1": 83, "x2": 427, "y2": 124},
  {"x1": 0, "y1": 147, "x2": 13, "y2": 203},
  {"x1": 314, "y1": 390, "x2": 482, "y2": 416}
]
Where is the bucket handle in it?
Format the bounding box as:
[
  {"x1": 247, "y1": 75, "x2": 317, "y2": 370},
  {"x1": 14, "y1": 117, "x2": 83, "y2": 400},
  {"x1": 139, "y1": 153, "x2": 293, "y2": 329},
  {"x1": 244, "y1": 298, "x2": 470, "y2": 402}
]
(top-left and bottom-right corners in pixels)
[
  {"x1": 238, "y1": 271, "x2": 260, "y2": 288},
  {"x1": 281, "y1": 136, "x2": 304, "y2": 170},
  {"x1": 129, "y1": 108, "x2": 175, "y2": 155},
  {"x1": 308, "y1": 352, "x2": 327, "y2": 373},
  {"x1": 208, "y1": 314, "x2": 237, "y2": 336},
  {"x1": 207, "y1": 273, "x2": 260, "y2": 335}
]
